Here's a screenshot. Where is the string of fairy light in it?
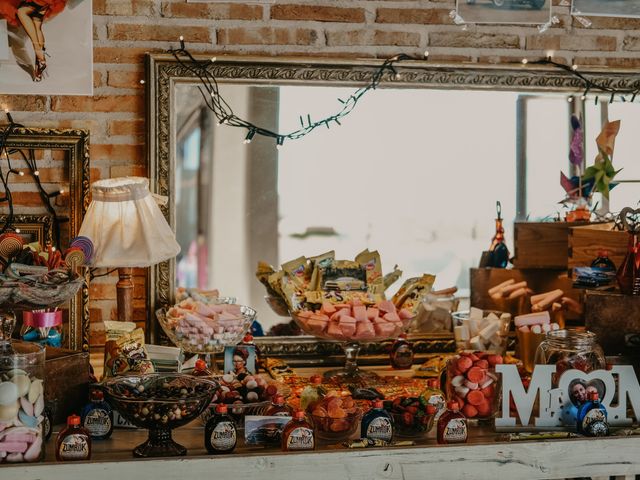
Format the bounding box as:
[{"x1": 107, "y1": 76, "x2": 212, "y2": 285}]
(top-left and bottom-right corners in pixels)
[
  {"x1": 0, "y1": 111, "x2": 65, "y2": 248},
  {"x1": 169, "y1": 39, "x2": 640, "y2": 145}
]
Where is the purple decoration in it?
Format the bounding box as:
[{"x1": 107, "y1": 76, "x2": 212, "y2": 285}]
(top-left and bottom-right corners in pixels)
[{"x1": 569, "y1": 115, "x2": 584, "y2": 167}]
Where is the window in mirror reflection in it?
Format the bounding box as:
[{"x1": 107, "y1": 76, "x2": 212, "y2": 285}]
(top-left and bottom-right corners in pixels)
[{"x1": 174, "y1": 85, "x2": 639, "y2": 333}]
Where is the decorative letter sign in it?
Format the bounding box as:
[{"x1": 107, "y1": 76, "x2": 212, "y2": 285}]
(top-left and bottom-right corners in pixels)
[{"x1": 495, "y1": 364, "x2": 640, "y2": 431}]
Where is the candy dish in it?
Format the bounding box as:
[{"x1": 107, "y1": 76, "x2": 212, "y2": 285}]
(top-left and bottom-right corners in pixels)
[
  {"x1": 310, "y1": 410, "x2": 361, "y2": 443},
  {"x1": 291, "y1": 301, "x2": 414, "y2": 380},
  {"x1": 386, "y1": 397, "x2": 436, "y2": 438},
  {"x1": 102, "y1": 373, "x2": 217, "y2": 457},
  {"x1": 156, "y1": 298, "x2": 256, "y2": 358}
]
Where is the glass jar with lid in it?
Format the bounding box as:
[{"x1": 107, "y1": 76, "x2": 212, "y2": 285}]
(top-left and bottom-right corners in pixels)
[
  {"x1": 534, "y1": 329, "x2": 606, "y2": 381},
  {"x1": 0, "y1": 310, "x2": 45, "y2": 463}
]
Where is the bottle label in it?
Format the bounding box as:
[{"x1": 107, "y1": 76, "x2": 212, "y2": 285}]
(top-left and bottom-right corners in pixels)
[
  {"x1": 59, "y1": 434, "x2": 90, "y2": 460},
  {"x1": 84, "y1": 409, "x2": 111, "y2": 437},
  {"x1": 582, "y1": 408, "x2": 606, "y2": 431},
  {"x1": 273, "y1": 411, "x2": 291, "y2": 417},
  {"x1": 427, "y1": 394, "x2": 446, "y2": 420},
  {"x1": 286, "y1": 427, "x2": 314, "y2": 450},
  {"x1": 365, "y1": 417, "x2": 393, "y2": 442},
  {"x1": 443, "y1": 418, "x2": 467, "y2": 443},
  {"x1": 210, "y1": 421, "x2": 236, "y2": 450}
]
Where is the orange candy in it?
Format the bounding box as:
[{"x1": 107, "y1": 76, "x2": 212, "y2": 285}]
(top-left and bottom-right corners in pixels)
[
  {"x1": 462, "y1": 403, "x2": 478, "y2": 418},
  {"x1": 466, "y1": 390, "x2": 485, "y2": 406},
  {"x1": 466, "y1": 367, "x2": 485, "y2": 384}
]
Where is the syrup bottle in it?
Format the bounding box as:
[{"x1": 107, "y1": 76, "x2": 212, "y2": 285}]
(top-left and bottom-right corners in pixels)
[
  {"x1": 360, "y1": 399, "x2": 393, "y2": 442},
  {"x1": 419, "y1": 378, "x2": 446, "y2": 421},
  {"x1": 81, "y1": 390, "x2": 113, "y2": 440},
  {"x1": 192, "y1": 358, "x2": 213, "y2": 377},
  {"x1": 617, "y1": 232, "x2": 639, "y2": 295},
  {"x1": 488, "y1": 201, "x2": 509, "y2": 268},
  {"x1": 577, "y1": 391, "x2": 609, "y2": 437},
  {"x1": 56, "y1": 414, "x2": 92, "y2": 461},
  {"x1": 390, "y1": 334, "x2": 414, "y2": 370},
  {"x1": 265, "y1": 395, "x2": 293, "y2": 417},
  {"x1": 204, "y1": 404, "x2": 237, "y2": 454},
  {"x1": 437, "y1": 401, "x2": 468, "y2": 444},
  {"x1": 282, "y1": 410, "x2": 315, "y2": 451},
  {"x1": 591, "y1": 250, "x2": 616, "y2": 272}
]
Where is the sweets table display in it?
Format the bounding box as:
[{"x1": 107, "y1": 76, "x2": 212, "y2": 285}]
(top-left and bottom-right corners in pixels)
[{"x1": 5, "y1": 366, "x2": 640, "y2": 479}]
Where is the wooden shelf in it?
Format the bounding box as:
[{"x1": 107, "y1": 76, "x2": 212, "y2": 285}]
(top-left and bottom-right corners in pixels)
[{"x1": 5, "y1": 424, "x2": 640, "y2": 479}]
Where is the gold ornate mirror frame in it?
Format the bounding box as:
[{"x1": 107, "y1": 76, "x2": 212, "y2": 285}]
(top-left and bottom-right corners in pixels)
[{"x1": 146, "y1": 53, "x2": 639, "y2": 362}]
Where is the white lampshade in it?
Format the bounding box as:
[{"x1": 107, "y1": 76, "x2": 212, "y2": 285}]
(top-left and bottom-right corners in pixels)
[{"x1": 78, "y1": 177, "x2": 180, "y2": 268}]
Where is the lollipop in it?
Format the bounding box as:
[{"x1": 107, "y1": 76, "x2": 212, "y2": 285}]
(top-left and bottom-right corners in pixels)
[
  {"x1": 70, "y1": 236, "x2": 94, "y2": 264},
  {"x1": 63, "y1": 247, "x2": 86, "y2": 269},
  {"x1": 0, "y1": 233, "x2": 24, "y2": 260}
]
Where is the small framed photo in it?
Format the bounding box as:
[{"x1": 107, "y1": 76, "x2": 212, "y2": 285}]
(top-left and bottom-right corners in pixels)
[
  {"x1": 456, "y1": 0, "x2": 551, "y2": 25},
  {"x1": 224, "y1": 345, "x2": 256, "y2": 377},
  {"x1": 572, "y1": 0, "x2": 640, "y2": 19}
]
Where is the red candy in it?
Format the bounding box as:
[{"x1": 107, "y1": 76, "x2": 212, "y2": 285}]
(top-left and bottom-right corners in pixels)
[{"x1": 446, "y1": 351, "x2": 497, "y2": 420}]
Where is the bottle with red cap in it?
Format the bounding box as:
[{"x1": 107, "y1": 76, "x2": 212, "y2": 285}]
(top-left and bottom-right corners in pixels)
[
  {"x1": 420, "y1": 378, "x2": 446, "y2": 422},
  {"x1": 389, "y1": 334, "x2": 414, "y2": 370},
  {"x1": 204, "y1": 404, "x2": 237, "y2": 454},
  {"x1": 192, "y1": 358, "x2": 213, "y2": 377},
  {"x1": 577, "y1": 390, "x2": 609, "y2": 437},
  {"x1": 81, "y1": 389, "x2": 113, "y2": 440},
  {"x1": 437, "y1": 401, "x2": 468, "y2": 444},
  {"x1": 239, "y1": 333, "x2": 261, "y2": 368},
  {"x1": 282, "y1": 410, "x2": 315, "y2": 451},
  {"x1": 265, "y1": 395, "x2": 293, "y2": 417},
  {"x1": 361, "y1": 399, "x2": 393, "y2": 442},
  {"x1": 56, "y1": 414, "x2": 91, "y2": 461}
]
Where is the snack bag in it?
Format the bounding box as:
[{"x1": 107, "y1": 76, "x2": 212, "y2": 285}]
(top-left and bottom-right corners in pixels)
[
  {"x1": 308, "y1": 250, "x2": 335, "y2": 292},
  {"x1": 281, "y1": 256, "x2": 309, "y2": 290},
  {"x1": 356, "y1": 250, "x2": 384, "y2": 295},
  {"x1": 392, "y1": 274, "x2": 436, "y2": 315},
  {"x1": 103, "y1": 326, "x2": 154, "y2": 378},
  {"x1": 383, "y1": 265, "x2": 403, "y2": 291}
]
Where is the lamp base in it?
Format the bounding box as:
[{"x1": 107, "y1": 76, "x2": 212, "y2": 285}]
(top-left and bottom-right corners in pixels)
[{"x1": 117, "y1": 267, "x2": 134, "y2": 323}]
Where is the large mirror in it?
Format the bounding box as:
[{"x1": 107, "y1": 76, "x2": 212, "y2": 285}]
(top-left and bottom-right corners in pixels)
[
  {"x1": 0, "y1": 126, "x2": 90, "y2": 351},
  {"x1": 147, "y1": 55, "x2": 640, "y2": 360}
]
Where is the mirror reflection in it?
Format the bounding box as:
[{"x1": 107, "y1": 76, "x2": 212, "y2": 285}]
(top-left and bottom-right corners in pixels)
[{"x1": 173, "y1": 83, "x2": 640, "y2": 335}]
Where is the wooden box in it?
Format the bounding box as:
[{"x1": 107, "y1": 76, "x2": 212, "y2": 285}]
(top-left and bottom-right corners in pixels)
[
  {"x1": 513, "y1": 222, "x2": 575, "y2": 269},
  {"x1": 585, "y1": 291, "x2": 640, "y2": 356},
  {"x1": 470, "y1": 267, "x2": 581, "y2": 321},
  {"x1": 568, "y1": 223, "x2": 628, "y2": 270},
  {"x1": 45, "y1": 347, "x2": 91, "y2": 424}
]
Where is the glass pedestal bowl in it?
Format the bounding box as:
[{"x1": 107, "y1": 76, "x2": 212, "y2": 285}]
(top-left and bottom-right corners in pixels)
[
  {"x1": 102, "y1": 373, "x2": 217, "y2": 457},
  {"x1": 291, "y1": 310, "x2": 414, "y2": 381},
  {"x1": 156, "y1": 300, "x2": 256, "y2": 372}
]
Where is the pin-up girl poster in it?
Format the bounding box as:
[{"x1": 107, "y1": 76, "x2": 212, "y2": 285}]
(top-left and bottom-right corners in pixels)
[{"x1": 0, "y1": 0, "x2": 92, "y2": 95}]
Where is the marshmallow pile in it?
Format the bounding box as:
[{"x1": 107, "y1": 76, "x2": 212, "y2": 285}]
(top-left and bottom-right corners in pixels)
[
  {"x1": 454, "y1": 307, "x2": 510, "y2": 353},
  {"x1": 164, "y1": 298, "x2": 252, "y2": 352},
  {"x1": 447, "y1": 351, "x2": 502, "y2": 419},
  {"x1": 489, "y1": 279, "x2": 530, "y2": 301},
  {"x1": 515, "y1": 311, "x2": 560, "y2": 334}
]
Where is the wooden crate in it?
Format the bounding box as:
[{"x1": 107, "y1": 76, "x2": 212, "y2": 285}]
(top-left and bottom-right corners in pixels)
[
  {"x1": 585, "y1": 291, "x2": 640, "y2": 356},
  {"x1": 45, "y1": 348, "x2": 91, "y2": 424},
  {"x1": 470, "y1": 267, "x2": 581, "y2": 321},
  {"x1": 568, "y1": 222, "x2": 628, "y2": 270},
  {"x1": 513, "y1": 222, "x2": 575, "y2": 269}
]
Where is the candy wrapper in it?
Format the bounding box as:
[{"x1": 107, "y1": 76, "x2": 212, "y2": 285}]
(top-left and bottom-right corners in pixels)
[
  {"x1": 103, "y1": 324, "x2": 154, "y2": 378},
  {"x1": 355, "y1": 249, "x2": 384, "y2": 295},
  {"x1": 308, "y1": 250, "x2": 335, "y2": 292},
  {"x1": 392, "y1": 274, "x2": 436, "y2": 315}
]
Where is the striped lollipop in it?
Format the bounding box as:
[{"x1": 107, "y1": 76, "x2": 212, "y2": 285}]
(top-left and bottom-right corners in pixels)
[
  {"x1": 0, "y1": 233, "x2": 24, "y2": 260},
  {"x1": 70, "y1": 236, "x2": 94, "y2": 264},
  {"x1": 63, "y1": 246, "x2": 86, "y2": 269}
]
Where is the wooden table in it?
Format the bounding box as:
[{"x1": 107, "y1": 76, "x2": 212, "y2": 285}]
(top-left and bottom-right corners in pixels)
[{"x1": 2, "y1": 422, "x2": 640, "y2": 480}]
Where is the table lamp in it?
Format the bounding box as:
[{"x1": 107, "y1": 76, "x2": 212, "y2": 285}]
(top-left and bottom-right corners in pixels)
[{"x1": 78, "y1": 177, "x2": 180, "y2": 322}]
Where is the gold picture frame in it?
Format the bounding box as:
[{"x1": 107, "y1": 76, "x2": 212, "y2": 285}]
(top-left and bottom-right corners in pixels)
[{"x1": 0, "y1": 127, "x2": 91, "y2": 351}]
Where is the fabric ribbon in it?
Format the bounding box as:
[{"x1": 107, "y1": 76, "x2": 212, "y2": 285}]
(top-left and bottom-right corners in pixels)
[{"x1": 23, "y1": 311, "x2": 62, "y2": 328}]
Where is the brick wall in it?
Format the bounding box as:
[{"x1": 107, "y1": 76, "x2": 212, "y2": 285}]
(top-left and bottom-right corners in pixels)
[{"x1": 2, "y1": 0, "x2": 640, "y2": 349}]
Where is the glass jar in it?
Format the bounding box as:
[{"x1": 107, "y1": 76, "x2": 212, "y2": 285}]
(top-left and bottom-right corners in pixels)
[
  {"x1": 445, "y1": 351, "x2": 502, "y2": 421},
  {"x1": 534, "y1": 329, "x2": 606, "y2": 382},
  {"x1": 0, "y1": 311, "x2": 46, "y2": 463},
  {"x1": 20, "y1": 310, "x2": 64, "y2": 348}
]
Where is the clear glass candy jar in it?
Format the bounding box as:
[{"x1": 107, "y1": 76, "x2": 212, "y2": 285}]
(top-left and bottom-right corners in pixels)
[
  {"x1": 0, "y1": 311, "x2": 45, "y2": 463},
  {"x1": 534, "y1": 329, "x2": 606, "y2": 381}
]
